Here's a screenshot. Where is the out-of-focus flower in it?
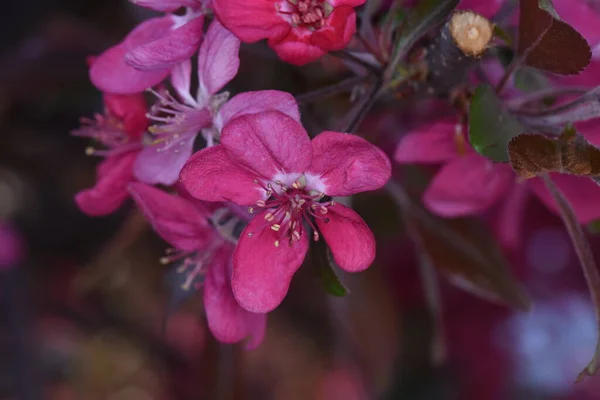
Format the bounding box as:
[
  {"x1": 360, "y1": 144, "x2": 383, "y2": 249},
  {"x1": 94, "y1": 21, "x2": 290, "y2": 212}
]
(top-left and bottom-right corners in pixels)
[
  {"x1": 133, "y1": 19, "x2": 300, "y2": 185},
  {"x1": 394, "y1": 118, "x2": 600, "y2": 247},
  {"x1": 128, "y1": 182, "x2": 266, "y2": 347},
  {"x1": 73, "y1": 93, "x2": 148, "y2": 216},
  {"x1": 180, "y1": 110, "x2": 391, "y2": 313},
  {"x1": 0, "y1": 223, "x2": 23, "y2": 269},
  {"x1": 212, "y1": 0, "x2": 365, "y2": 65},
  {"x1": 90, "y1": 3, "x2": 205, "y2": 94}
]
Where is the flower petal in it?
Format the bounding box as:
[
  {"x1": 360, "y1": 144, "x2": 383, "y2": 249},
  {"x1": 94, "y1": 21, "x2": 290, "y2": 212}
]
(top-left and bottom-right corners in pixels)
[
  {"x1": 423, "y1": 155, "x2": 513, "y2": 217},
  {"x1": 394, "y1": 120, "x2": 461, "y2": 164},
  {"x1": 212, "y1": 0, "x2": 290, "y2": 43},
  {"x1": 180, "y1": 145, "x2": 264, "y2": 205},
  {"x1": 232, "y1": 210, "x2": 309, "y2": 313},
  {"x1": 103, "y1": 93, "x2": 149, "y2": 139},
  {"x1": 89, "y1": 17, "x2": 174, "y2": 94},
  {"x1": 528, "y1": 174, "x2": 600, "y2": 224},
  {"x1": 215, "y1": 90, "x2": 300, "y2": 131},
  {"x1": 220, "y1": 110, "x2": 312, "y2": 177},
  {"x1": 125, "y1": 15, "x2": 204, "y2": 71},
  {"x1": 128, "y1": 182, "x2": 212, "y2": 251},
  {"x1": 132, "y1": 0, "x2": 201, "y2": 12},
  {"x1": 75, "y1": 151, "x2": 137, "y2": 216},
  {"x1": 269, "y1": 32, "x2": 327, "y2": 66},
  {"x1": 198, "y1": 20, "x2": 241, "y2": 97},
  {"x1": 317, "y1": 203, "x2": 375, "y2": 272},
  {"x1": 134, "y1": 132, "x2": 197, "y2": 186},
  {"x1": 170, "y1": 60, "x2": 197, "y2": 107},
  {"x1": 308, "y1": 131, "x2": 391, "y2": 196},
  {"x1": 494, "y1": 182, "x2": 529, "y2": 250},
  {"x1": 310, "y1": 6, "x2": 356, "y2": 52},
  {"x1": 204, "y1": 244, "x2": 267, "y2": 347}
]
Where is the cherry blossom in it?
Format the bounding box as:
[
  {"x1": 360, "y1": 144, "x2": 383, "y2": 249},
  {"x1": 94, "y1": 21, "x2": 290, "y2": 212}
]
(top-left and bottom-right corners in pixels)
[
  {"x1": 180, "y1": 110, "x2": 391, "y2": 313},
  {"x1": 128, "y1": 182, "x2": 266, "y2": 348},
  {"x1": 73, "y1": 93, "x2": 148, "y2": 216},
  {"x1": 212, "y1": 0, "x2": 365, "y2": 65}
]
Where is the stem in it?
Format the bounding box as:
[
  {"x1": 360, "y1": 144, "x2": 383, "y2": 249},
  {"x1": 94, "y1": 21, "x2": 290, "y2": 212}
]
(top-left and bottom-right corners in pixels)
[
  {"x1": 385, "y1": 181, "x2": 446, "y2": 365},
  {"x1": 337, "y1": 80, "x2": 381, "y2": 133},
  {"x1": 330, "y1": 50, "x2": 381, "y2": 75},
  {"x1": 507, "y1": 86, "x2": 589, "y2": 111},
  {"x1": 540, "y1": 173, "x2": 600, "y2": 381},
  {"x1": 295, "y1": 75, "x2": 372, "y2": 104}
]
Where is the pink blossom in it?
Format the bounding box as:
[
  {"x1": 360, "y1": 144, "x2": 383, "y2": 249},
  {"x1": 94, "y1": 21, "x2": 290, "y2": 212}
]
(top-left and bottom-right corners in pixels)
[
  {"x1": 395, "y1": 118, "x2": 600, "y2": 247},
  {"x1": 180, "y1": 110, "x2": 391, "y2": 313},
  {"x1": 212, "y1": 0, "x2": 365, "y2": 65},
  {"x1": 128, "y1": 182, "x2": 266, "y2": 348},
  {"x1": 0, "y1": 223, "x2": 23, "y2": 269},
  {"x1": 73, "y1": 93, "x2": 148, "y2": 216},
  {"x1": 90, "y1": 4, "x2": 204, "y2": 94},
  {"x1": 134, "y1": 20, "x2": 300, "y2": 186}
]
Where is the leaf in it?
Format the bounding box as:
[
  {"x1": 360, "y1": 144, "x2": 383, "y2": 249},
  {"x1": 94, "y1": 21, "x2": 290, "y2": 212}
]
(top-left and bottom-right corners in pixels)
[
  {"x1": 310, "y1": 238, "x2": 349, "y2": 297},
  {"x1": 518, "y1": 0, "x2": 591, "y2": 75},
  {"x1": 513, "y1": 66, "x2": 550, "y2": 92},
  {"x1": 514, "y1": 86, "x2": 600, "y2": 127},
  {"x1": 539, "y1": 174, "x2": 600, "y2": 382},
  {"x1": 385, "y1": 182, "x2": 531, "y2": 310},
  {"x1": 468, "y1": 84, "x2": 526, "y2": 162},
  {"x1": 384, "y1": 0, "x2": 460, "y2": 80},
  {"x1": 508, "y1": 129, "x2": 600, "y2": 180},
  {"x1": 493, "y1": 24, "x2": 512, "y2": 45}
]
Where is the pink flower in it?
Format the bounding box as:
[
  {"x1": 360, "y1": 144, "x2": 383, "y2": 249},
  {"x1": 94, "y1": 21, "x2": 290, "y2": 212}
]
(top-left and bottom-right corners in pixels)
[
  {"x1": 133, "y1": 19, "x2": 300, "y2": 186},
  {"x1": 90, "y1": 3, "x2": 204, "y2": 94},
  {"x1": 180, "y1": 110, "x2": 391, "y2": 312},
  {"x1": 395, "y1": 118, "x2": 600, "y2": 247},
  {"x1": 212, "y1": 0, "x2": 365, "y2": 65},
  {"x1": 128, "y1": 182, "x2": 266, "y2": 348},
  {"x1": 73, "y1": 93, "x2": 148, "y2": 216}
]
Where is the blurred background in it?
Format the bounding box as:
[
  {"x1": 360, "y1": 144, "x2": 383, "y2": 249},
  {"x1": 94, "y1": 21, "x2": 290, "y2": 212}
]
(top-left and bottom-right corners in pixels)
[{"x1": 1, "y1": 0, "x2": 600, "y2": 399}]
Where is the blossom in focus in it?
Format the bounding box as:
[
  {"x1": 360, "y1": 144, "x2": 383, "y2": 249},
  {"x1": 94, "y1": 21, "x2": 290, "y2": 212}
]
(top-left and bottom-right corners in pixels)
[
  {"x1": 212, "y1": 0, "x2": 365, "y2": 65},
  {"x1": 134, "y1": 19, "x2": 300, "y2": 186},
  {"x1": 180, "y1": 110, "x2": 391, "y2": 312},
  {"x1": 90, "y1": 2, "x2": 205, "y2": 94},
  {"x1": 128, "y1": 182, "x2": 266, "y2": 348},
  {"x1": 73, "y1": 93, "x2": 148, "y2": 216},
  {"x1": 394, "y1": 118, "x2": 600, "y2": 247}
]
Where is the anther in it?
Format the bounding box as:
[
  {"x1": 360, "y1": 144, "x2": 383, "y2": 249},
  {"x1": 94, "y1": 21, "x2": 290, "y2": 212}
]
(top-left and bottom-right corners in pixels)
[
  {"x1": 274, "y1": 240, "x2": 280, "y2": 247},
  {"x1": 313, "y1": 231, "x2": 319, "y2": 241},
  {"x1": 271, "y1": 224, "x2": 281, "y2": 231},
  {"x1": 264, "y1": 213, "x2": 275, "y2": 222},
  {"x1": 85, "y1": 146, "x2": 95, "y2": 155},
  {"x1": 248, "y1": 207, "x2": 254, "y2": 213},
  {"x1": 292, "y1": 231, "x2": 301, "y2": 241},
  {"x1": 256, "y1": 200, "x2": 266, "y2": 207}
]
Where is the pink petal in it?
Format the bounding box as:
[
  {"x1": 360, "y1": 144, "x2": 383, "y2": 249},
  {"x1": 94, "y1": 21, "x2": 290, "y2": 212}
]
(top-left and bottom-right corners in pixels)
[
  {"x1": 232, "y1": 210, "x2": 309, "y2": 313},
  {"x1": 317, "y1": 203, "x2": 375, "y2": 272},
  {"x1": 125, "y1": 15, "x2": 204, "y2": 71},
  {"x1": 220, "y1": 110, "x2": 312, "y2": 178},
  {"x1": 308, "y1": 131, "x2": 391, "y2": 196},
  {"x1": 555, "y1": 0, "x2": 600, "y2": 47},
  {"x1": 204, "y1": 244, "x2": 267, "y2": 347},
  {"x1": 170, "y1": 60, "x2": 197, "y2": 106},
  {"x1": 212, "y1": 0, "x2": 291, "y2": 43},
  {"x1": 423, "y1": 155, "x2": 513, "y2": 217},
  {"x1": 90, "y1": 43, "x2": 171, "y2": 94},
  {"x1": 133, "y1": 132, "x2": 197, "y2": 186},
  {"x1": 309, "y1": 6, "x2": 356, "y2": 52},
  {"x1": 128, "y1": 182, "x2": 213, "y2": 251},
  {"x1": 89, "y1": 17, "x2": 174, "y2": 94},
  {"x1": 198, "y1": 20, "x2": 241, "y2": 97},
  {"x1": 75, "y1": 151, "x2": 137, "y2": 216},
  {"x1": 329, "y1": 0, "x2": 365, "y2": 6},
  {"x1": 215, "y1": 90, "x2": 300, "y2": 131},
  {"x1": 528, "y1": 174, "x2": 600, "y2": 224},
  {"x1": 132, "y1": 0, "x2": 201, "y2": 12},
  {"x1": 180, "y1": 145, "x2": 264, "y2": 205},
  {"x1": 103, "y1": 93, "x2": 149, "y2": 139},
  {"x1": 270, "y1": 32, "x2": 327, "y2": 66},
  {"x1": 494, "y1": 181, "x2": 529, "y2": 250},
  {"x1": 394, "y1": 120, "x2": 461, "y2": 164}
]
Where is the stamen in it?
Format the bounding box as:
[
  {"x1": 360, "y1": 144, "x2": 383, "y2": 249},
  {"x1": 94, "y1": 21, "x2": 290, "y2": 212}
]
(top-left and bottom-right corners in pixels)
[
  {"x1": 274, "y1": 240, "x2": 280, "y2": 247},
  {"x1": 271, "y1": 224, "x2": 281, "y2": 231}
]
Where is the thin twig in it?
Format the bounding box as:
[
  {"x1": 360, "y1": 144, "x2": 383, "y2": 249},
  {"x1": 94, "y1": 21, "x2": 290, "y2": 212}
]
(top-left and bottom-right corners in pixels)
[
  {"x1": 295, "y1": 74, "x2": 372, "y2": 104},
  {"x1": 330, "y1": 50, "x2": 381, "y2": 75},
  {"x1": 540, "y1": 173, "x2": 600, "y2": 381},
  {"x1": 338, "y1": 80, "x2": 382, "y2": 133}
]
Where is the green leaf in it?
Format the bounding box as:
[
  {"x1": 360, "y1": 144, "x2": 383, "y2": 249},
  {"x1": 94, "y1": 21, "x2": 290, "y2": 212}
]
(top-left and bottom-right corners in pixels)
[
  {"x1": 513, "y1": 66, "x2": 550, "y2": 92},
  {"x1": 468, "y1": 84, "x2": 526, "y2": 162},
  {"x1": 311, "y1": 239, "x2": 349, "y2": 297},
  {"x1": 493, "y1": 24, "x2": 513, "y2": 46}
]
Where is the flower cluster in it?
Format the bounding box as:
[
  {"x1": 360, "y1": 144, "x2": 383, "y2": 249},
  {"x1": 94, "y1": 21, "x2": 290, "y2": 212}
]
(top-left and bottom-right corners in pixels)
[
  {"x1": 72, "y1": 0, "x2": 600, "y2": 385},
  {"x1": 73, "y1": 0, "x2": 390, "y2": 347}
]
